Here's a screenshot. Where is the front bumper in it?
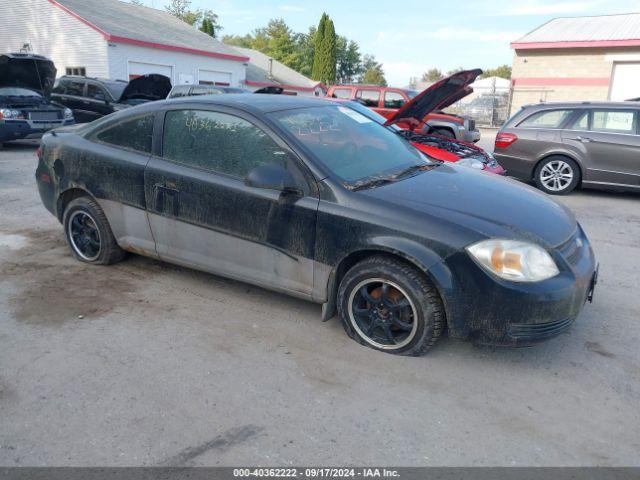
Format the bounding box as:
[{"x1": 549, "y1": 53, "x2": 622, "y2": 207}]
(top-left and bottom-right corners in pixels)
[
  {"x1": 0, "y1": 119, "x2": 74, "y2": 142},
  {"x1": 462, "y1": 129, "x2": 481, "y2": 143},
  {"x1": 441, "y1": 229, "x2": 597, "y2": 346}
]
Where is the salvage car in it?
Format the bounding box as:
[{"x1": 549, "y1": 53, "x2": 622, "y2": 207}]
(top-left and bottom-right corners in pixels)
[
  {"x1": 51, "y1": 74, "x2": 172, "y2": 123},
  {"x1": 36, "y1": 95, "x2": 598, "y2": 355},
  {"x1": 327, "y1": 71, "x2": 481, "y2": 143},
  {"x1": 0, "y1": 53, "x2": 74, "y2": 146},
  {"x1": 494, "y1": 102, "x2": 640, "y2": 194},
  {"x1": 337, "y1": 99, "x2": 505, "y2": 175}
]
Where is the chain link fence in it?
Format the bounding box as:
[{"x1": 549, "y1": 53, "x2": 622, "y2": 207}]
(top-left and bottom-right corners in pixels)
[{"x1": 445, "y1": 77, "x2": 512, "y2": 128}]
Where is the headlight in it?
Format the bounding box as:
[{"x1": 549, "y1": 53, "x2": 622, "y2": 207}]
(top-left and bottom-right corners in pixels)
[
  {"x1": 0, "y1": 108, "x2": 23, "y2": 119},
  {"x1": 456, "y1": 157, "x2": 485, "y2": 170},
  {"x1": 467, "y1": 239, "x2": 559, "y2": 282},
  {"x1": 63, "y1": 107, "x2": 74, "y2": 119}
]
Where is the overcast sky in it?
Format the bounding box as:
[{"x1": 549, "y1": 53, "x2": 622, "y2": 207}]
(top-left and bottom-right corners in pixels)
[{"x1": 137, "y1": 0, "x2": 640, "y2": 86}]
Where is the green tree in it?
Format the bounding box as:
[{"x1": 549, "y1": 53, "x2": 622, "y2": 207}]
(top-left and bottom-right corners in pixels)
[
  {"x1": 165, "y1": 0, "x2": 196, "y2": 24},
  {"x1": 481, "y1": 64, "x2": 512, "y2": 79},
  {"x1": 319, "y1": 17, "x2": 336, "y2": 84},
  {"x1": 336, "y1": 36, "x2": 362, "y2": 84},
  {"x1": 311, "y1": 13, "x2": 328, "y2": 81},
  {"x1": 222, "y1": 34, "x2": 254, "y2": 48},
  {"x1": 446, "y1": 66, "x2": 465, "y2": 76},
  {"x1": 421, "y1": 68, "x2": 443, "y2": 82},
  {"x1": 360, "y1": 55, "x2": 386, "y2": 86}
]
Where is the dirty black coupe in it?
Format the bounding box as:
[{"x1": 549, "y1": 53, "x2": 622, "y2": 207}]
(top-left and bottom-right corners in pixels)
[{"x1": 36, "y1": 95, "x2": 598, "y2": 355}]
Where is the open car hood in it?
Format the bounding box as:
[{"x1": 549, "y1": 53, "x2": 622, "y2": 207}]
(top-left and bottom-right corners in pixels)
[
  {"x1": 0, "y1": 54, "x2": 57, "y2": 97},
  {"x1": 119, "y1": 74, "x2": 172, "y2": 103},
  {"x1": 384, "y1": 69, "x2": 482, "y2": 127}
]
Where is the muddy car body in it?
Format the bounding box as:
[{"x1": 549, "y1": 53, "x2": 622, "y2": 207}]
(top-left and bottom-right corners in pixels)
[
  {"x1": 36, "y1": 95, "x2": 597, "y2": 355},
  {"x1": 0, "y1": 53, "x2": 74, "y2": 144}
]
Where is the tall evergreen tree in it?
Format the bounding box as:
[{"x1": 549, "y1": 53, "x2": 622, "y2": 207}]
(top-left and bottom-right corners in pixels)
[
  {"x1": 320, "y1": 17, "x2": 336, "y2": 84},
  {"x1": 311, "y1": 13, "x2": 327, "y2": 81}
]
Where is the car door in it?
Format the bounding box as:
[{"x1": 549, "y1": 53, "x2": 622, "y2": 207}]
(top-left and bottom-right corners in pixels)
[
  {"x1": 566, "y1": 109, "x2": 640, "y2": 187},
  {"x1": 85, "y1": 83, "x2": 114, "y2": 120},
  {"x1": 377, "y1": 90, "x2": 409, "y2": 119},
  {"x1": 144, "y1": 106, "x2": 320, "y2": 297},
  {"x1": 62, "y1": 79, "x2": 89, "y2": 122}
]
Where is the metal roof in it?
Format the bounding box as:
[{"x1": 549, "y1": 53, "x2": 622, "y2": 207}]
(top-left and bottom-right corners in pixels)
[
  {"x1": 512, "y1": 13, "x2": 640, "y2": 49},
  {"x1": 51, "y1": 0, "x2": 248, "y2": 62},
  {"x1": 233, "y1": 47, "x2": 322, "y2": 91}
]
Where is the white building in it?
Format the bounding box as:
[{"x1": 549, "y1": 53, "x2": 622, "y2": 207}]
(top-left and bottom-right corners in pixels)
[
  {"x1": 0, "y1": 0, "x2": 249, "y2": 87},
  {"x1": 234, "y1": 47, "x2": 326, "y2": 97}
]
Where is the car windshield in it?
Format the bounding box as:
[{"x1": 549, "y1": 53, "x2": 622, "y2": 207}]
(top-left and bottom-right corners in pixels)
[
  {"x1": 341, "y1": 101, "x2": 403, "y2": 132},
  {"x1": 406, "y1": 90, "x2": 419, "y2": 98},
  {"x1": 103, "y1": 82, "x2": 126, "y2": 101},
  {"x1": 0, "y1": 87, "x2": 41, "y2": 97},
  {"x1": 270, "y1": 105, "x2": 432, "y2": 185}
]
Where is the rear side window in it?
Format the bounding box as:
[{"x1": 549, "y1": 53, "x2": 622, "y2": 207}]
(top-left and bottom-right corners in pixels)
[
  {"x1": 356, "y1": 90, "x2": 380, "y2": 108},
  {"x1": 87, "y1": 84, "x2": 107, "y2": 101},
  {"x1": 591, "y1": 110, "x2": 637, "y2": 134},
  {"x1": 384, "y1": 91, "x2": 406, "y2": 109},
  {"x1": 169, "y1": 86, "x2": 191, "y2": 98},
  {"x1": 191, "y1": 86, "x2": 222, "y2": 96},
  {"x1": 518, "y1": 109, "x2": 573, "y2": 129},
  {"x1": 331, "y1": 88, "x2": 352, "y2": 99},
  {"x1": 66, "y1": 81, "x2": 85, "y2": 97},
  {"x1": 570, "y1": 111, "x2": 589, "y2": 130},
  {"x1": 94, "y1": 115, "x2": 154, "y2": 153},
  {"x1": 162, "y1": 110, "x2": 286, "y2": 178}
]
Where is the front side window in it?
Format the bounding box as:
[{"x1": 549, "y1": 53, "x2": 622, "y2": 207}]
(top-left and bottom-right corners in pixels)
[
  {"x1": 331, "y1": 88, "x2": 352, "y2": 100},
  {"x1": 571, "y1": 111, "x2": 589, "y2": 130},
  {"x1": 94, "y1": 115, "x2": 154, "y2": 153},
  {"x1": 87, "y1": 84, "x2": 107, "y2": 101},
  {"x1": 356, "y1": 90, "x2": 380, "y2": 108},
  {"x1": 384, "y1": 91, "x2": 406, "y2": 109},
  {"x1": 518, "y1": 109, "x2": 573, "y2": 129},
  {"x1": 591, "y1": 110, "x2": 637, "y2": 134},
  {"x1": 52, "y1": 81, "x2": 67, "y2": 95},
  {"x1": 162, "y1": 110, "x2": 287, "y2": 178},
  {"x1": 66, "y1": 81, "x2": 85, "y2": 97},
  {"x1": 270, "y1": 105, "x2": 429, "y2": 184}
]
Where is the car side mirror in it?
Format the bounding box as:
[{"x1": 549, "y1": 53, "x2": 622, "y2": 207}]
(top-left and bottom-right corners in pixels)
[{"x1": 245, "y1": 164, "x2": 302, "y2": 195}]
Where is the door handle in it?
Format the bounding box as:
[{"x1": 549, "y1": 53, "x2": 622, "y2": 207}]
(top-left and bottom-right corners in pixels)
[
  {"x1": 154, "y1": 182, "x2": 180, "y2": 194},
  {"x1": 576, "y1": 136, "x2": 591, "y2": 143}
]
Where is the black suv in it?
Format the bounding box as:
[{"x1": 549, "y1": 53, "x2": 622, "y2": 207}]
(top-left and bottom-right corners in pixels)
[
  {"x1": 52, "y1": 74, "x2": 171, "y2": 123},
  {"x1": 0, "y1": 53, "x2": 74, "y2": 145}
]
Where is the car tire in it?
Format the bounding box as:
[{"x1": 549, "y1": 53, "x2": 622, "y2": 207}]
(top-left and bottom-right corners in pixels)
[
  {"x1": 63, "y1": 196, "x2": 126, "y2": 265},
  {"x1": 337, "y1": 255, "x2": 444, "y2": 356},
  {"x1": 534, "y1": 156, "x2": 580, "y2": 195},
  {"x1": 432, "y1": 128, "x2": 455, "y2": 139}
]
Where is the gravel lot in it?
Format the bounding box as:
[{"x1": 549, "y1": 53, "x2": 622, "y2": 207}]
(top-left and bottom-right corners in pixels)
[{"x1": 1, "y1": 138, "x2": 639, "y2": 467}]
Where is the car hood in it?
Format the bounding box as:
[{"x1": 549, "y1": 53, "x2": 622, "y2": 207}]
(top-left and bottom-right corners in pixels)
[
  {"x1": 360, "y1": 163, "x2": 576, "y2": 247},
  {"x1": 0, "y1": 55, "x2": 57, "y2": 97},
  {"x1": 119, "y1": 74, "x2": 172, "y2": 103},
  {"x1": 385, "y1": 69, "x2": 482, "y2": 127}
]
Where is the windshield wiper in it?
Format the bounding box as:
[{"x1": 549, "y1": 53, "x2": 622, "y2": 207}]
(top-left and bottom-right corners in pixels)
[{"x1": 349, "y1": 164, "x2": 435, "y2": 191}]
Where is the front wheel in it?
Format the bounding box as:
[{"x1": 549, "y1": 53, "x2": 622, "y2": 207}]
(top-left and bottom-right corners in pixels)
[
  {"x1": 534, "y1": 156, "x2": 580, "y2": 195},
  {"x1": 337, "y1": 256, "x2": 445, "y2": 356}
]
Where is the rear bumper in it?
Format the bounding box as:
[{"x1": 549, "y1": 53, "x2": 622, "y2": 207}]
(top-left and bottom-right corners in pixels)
[
  {"x1": 0, "y1": 119, "x2": 74, "y2": 142},
  {"x1": 493, "y1": 152, "x2": 536, "y2": 180}
]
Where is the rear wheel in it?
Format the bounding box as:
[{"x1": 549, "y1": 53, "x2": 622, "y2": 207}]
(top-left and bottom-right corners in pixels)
[
  {"x1": 63, "y1": 196, "x2": 126, "y2": 265},
  {"x1": 338, "y1": 256, "x2": 444, "y2": 356},
  {"x1": 534, "y1": 156, "x2": 580, "y2": 195}
]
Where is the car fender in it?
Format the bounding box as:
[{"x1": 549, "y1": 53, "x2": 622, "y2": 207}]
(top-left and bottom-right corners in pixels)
[
  {"x1": 423, "y1": 119, "x2": 460, "y2": 136},
  {"x1": 320, "y1": 236, "x2": 455, "y2": 324}
]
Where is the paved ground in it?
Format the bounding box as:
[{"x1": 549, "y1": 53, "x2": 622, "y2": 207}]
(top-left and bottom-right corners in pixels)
[{"x1": 1, "y1": 139, "x2": 639, "y2": 467}]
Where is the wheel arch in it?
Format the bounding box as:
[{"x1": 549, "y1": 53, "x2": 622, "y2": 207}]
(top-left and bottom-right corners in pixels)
[
  {"x1": 56, "y1": 187, "x2": 95, "y2": 222},
  {"x1": 322, "y1": 242, "x2": 453, "y2": 331},
  {"x1": 533, "y1": 152, "x2": 584, "y2": 184}
]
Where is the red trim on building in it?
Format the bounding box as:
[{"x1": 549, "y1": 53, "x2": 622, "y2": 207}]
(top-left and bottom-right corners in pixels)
[
  {"x1": 512, "y1": 77, "x2": 610, "y2": 87},
  {"x1": 47, "y1": 0, "x2": 249, "y2": 63},
  {"x1": 245, "y1": 80, "x2": 325, "y2": 93},
  {"x1": 511, "y1": 39, "x2": 640, "y2": 50}
]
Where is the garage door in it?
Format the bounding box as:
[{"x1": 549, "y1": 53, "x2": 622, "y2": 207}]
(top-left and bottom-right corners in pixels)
[
  {"x1": 610, "y1": 63, "x2": 640, "y2": 101},
  {"x1": 198, "y1": 69, "x2": 232, "y2": 86},
  {"x1": 128, "y1": 61, "x2": 173, "y2": 81}
]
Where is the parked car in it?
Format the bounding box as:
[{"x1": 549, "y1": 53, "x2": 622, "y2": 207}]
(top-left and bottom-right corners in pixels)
[
  {"x1": 327, "y1": 71, "x2": 482, "y2": 143},
  {"x1": 51, "y1": 74, "x2": 172, "y2": 123},
  {"x1": 167, "y1": 84, "x2": 251, "y2": 99},
  {"x1": 36, "y1": 95, "x2": 597, "y2": 355},
  {"x1": 494, "y1": 102, "x2": 640, "y2": 195},
  {"x1": 337, "y1": 99, "x2": 505, "y2": 175},
  {"x1": 0, "y1": 53, "x2": 74, "y2": 146}
]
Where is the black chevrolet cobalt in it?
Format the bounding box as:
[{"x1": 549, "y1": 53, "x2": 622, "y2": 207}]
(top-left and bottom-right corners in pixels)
[{"x1": 36, "y1": 95, "x2": 598, "y2": 355}]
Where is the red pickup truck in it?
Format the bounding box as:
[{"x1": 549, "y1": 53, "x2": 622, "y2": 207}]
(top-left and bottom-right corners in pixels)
[{"x1": 327, "y1": 72, "x2": 481, "y2": 143}]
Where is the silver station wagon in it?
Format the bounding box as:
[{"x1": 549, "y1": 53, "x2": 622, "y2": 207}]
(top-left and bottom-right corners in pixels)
[{"x1": 494, "y1": 102, "x2": 640, "y2": 195}]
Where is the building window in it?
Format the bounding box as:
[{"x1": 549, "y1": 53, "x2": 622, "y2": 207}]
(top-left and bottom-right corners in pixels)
[{"x1": 65, "y1": 67, "x2": 86, "y2": 76}]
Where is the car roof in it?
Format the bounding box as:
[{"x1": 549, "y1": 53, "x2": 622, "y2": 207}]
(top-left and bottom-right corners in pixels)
[
  {"x1": 163, "y1": 93, "x2": 332, "y2": 113},
  {"x1": 524, "y1": 101, "x2": 640, "y2": 109}
]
